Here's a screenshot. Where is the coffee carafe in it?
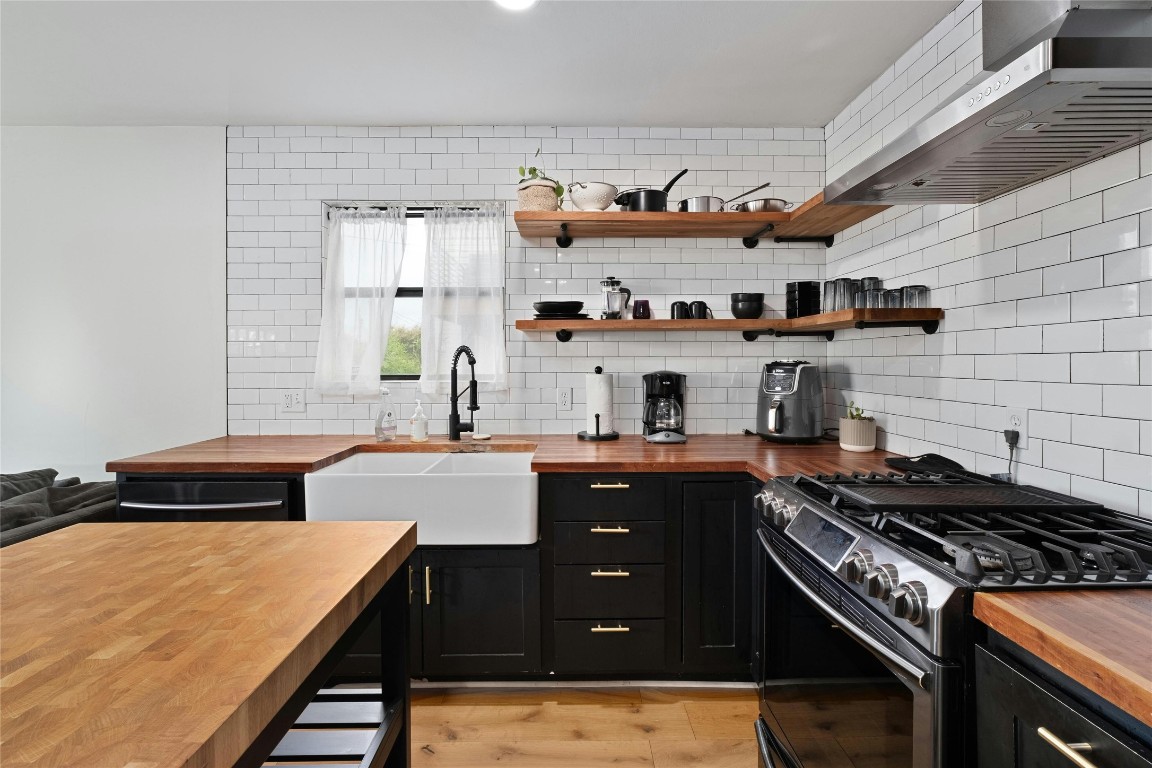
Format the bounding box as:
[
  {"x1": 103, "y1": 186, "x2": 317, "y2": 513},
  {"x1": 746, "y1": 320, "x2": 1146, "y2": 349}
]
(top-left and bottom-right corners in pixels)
[
  {"x1": 600, "y1": 276, "x2": 631, "y2": 319},
  {"x1": 642, "y1": 370, "x2": 687, "y2": 444}
]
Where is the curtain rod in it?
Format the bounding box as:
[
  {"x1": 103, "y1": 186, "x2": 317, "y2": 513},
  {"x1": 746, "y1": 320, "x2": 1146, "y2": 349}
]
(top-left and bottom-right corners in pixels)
[{"x1": 324, "y1": 201, "x2": 501, "y2": 220}]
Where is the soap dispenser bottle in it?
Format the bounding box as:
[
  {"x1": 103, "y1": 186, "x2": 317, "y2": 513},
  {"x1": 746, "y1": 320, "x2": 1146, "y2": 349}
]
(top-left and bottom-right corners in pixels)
[
  {"x1": 410, "y1": 399, "x2": 429, "y2": 443},
  {"x1": 375, "y1": 386, "x2": 397, "y2": 442}
]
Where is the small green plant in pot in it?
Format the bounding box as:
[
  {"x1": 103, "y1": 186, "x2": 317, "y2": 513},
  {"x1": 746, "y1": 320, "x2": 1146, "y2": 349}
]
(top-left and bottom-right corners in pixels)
[
  {"x1": 517, "y1": 148, "x2": 564, "y2": 212},
  {"x1": 840, "y1": 401, "x2": 877, "y2": 452}
]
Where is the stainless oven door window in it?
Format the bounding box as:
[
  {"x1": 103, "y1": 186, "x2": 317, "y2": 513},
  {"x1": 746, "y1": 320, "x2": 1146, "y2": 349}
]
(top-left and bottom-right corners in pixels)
[{"x1": 757, "y1": 529, "x2": 962, "y2": 768}]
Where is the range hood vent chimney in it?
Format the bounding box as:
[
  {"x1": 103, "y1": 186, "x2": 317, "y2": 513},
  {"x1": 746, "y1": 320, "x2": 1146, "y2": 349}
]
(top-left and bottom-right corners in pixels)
[{"x1": 825, "y1": 1, "x2": 1152, "y2": 206}]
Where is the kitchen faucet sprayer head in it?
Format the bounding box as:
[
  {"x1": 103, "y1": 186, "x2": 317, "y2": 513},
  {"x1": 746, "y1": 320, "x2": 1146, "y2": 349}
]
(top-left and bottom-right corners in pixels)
[{"x1": 452, "y1": 345, "x2": 476, "y2": 368}]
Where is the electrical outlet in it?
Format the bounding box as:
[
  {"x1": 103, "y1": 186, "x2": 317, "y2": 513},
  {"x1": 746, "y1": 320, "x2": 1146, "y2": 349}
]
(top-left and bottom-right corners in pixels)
[
  {"x1": 1004, "y1": 408, "x2": 1028, "y2": 449},
  {"x1": 557, "y1": 387, "x2": 572, "y2": 411},
  {"x1": 279, "y1": 389, "x2": 305, "y2": 413}
]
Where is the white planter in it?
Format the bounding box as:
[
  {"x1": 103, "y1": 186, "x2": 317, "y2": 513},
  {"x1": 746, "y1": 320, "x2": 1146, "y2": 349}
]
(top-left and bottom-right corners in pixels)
[
  {"x1": 839, "y1": 417, "x2": 877, "y2": 452},
  {"x1": 517, "y1": 179, "x2": 560, "y2": 212}
]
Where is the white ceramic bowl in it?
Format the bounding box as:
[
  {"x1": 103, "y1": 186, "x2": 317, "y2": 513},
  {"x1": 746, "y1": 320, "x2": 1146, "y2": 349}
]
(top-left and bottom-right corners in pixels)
[{"x1": 567, "y1": 181, "x2": 618, "y2": 211}]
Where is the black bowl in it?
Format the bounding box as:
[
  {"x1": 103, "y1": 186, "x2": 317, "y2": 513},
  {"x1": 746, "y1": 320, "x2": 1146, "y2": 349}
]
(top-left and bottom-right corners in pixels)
[
  {"x1": 731, "y1": 301, "x2": 764, "y2": 319},
  {"x1": 533, "y1": 301, "x2": 584, "y2": 314},
  {"x1": 730, "y1": 292, "x2": 764, "y2": 302}
]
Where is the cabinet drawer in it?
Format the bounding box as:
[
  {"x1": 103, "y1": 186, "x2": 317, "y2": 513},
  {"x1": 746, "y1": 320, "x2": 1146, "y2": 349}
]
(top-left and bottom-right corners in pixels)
[
  {"x1": 554, "y1": 564, "x2": 664, "y2": 619},
  {"x1": 543, "y1": 477, "x2": 665, "y2": 521},
  {"x1": 554, "y1": 522, "x2": 665, "y2": 564},
  {"x1": 553, "y1": 619, "x2": 665, "y2": 673},
  {"x1": 117, "y1": 481, "x2": 293, "y2": 522}
]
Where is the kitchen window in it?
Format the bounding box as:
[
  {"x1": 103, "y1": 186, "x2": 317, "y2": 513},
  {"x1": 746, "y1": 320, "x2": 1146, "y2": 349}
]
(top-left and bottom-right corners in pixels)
[{"x1": 377, "y1": 212, "x2": 425, "y2": 380}]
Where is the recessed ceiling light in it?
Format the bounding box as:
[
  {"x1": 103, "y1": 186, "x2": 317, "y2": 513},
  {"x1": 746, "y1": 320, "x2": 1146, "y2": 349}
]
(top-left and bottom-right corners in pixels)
[{"x1": 494, "y1": 0, "x2": 538, "y2": 10}]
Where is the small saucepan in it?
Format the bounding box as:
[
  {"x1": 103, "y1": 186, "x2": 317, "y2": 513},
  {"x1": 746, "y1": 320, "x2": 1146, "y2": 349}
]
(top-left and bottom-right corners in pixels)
[
  {"x1": 728, "y1": 198, "x2": 794, "y2": 213},
  {"x1": 615, "y1": 169, "x2": 689, "y2": 212}
]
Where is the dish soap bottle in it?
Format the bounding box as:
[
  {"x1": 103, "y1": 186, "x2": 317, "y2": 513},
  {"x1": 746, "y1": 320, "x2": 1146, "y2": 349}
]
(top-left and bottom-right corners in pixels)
[
  {"x1": 375, "y1": 386, "x2": 397, "y2": 442},
  {"x1": 409, "y1": 399, "x2": 429, "y2": 443}
]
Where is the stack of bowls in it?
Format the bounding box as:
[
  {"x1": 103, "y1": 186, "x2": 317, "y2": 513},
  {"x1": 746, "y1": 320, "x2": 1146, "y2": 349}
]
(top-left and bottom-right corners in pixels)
[{"x1": 730, "y1": 293, "x2": 765, "y2": 319}]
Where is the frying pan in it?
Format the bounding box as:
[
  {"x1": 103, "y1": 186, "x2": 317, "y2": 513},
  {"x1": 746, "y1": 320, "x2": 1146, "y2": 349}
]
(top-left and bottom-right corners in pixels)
[{"x1": 615, "y1": 169, "x2": 689, "y2": 211}]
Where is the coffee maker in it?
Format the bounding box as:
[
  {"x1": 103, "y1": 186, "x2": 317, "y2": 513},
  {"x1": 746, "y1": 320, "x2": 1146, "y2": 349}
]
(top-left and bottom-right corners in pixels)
[{"x1": 642, "y1": 371, "x2": 687, "y2": 444}]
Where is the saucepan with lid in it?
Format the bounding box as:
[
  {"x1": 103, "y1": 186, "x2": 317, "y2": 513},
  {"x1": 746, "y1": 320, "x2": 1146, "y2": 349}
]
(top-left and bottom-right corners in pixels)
[{"x1": 615, "y1": 169, "x2": 689, "y2": 212}]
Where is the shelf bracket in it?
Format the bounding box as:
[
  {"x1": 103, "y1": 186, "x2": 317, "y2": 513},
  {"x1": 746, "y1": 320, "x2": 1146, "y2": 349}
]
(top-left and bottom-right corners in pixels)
[
  {"x1": 742, "y1": 223, "x2": 775, "y2": 249},
  {"x1": 774, "y1": 235, "x2": 835, "y2": 248},
  {"x1": 853, "y1": 320, "x2": 939, "y2": 335},
  {"x1": 742, "y1": 331, "x2": 762, "y2": 342},
  {"x1": 768, "y1": 328, "x2": 836, "y2": 341},
  {"x1": 555, "y1": 223, "x2": 573, "y2": 249},
  {"x1": 555, "y1": 329, "x2": 573, "y2": 342}
]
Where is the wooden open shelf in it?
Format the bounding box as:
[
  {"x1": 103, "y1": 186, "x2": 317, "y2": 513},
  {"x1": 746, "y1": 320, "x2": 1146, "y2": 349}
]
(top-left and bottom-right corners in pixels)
[
  {"x1": 513, "y1": 192, "x2": 888, "y2": 248},
  {"x1": 515, "y1": 308, "x2": 943, "y2": 342}
]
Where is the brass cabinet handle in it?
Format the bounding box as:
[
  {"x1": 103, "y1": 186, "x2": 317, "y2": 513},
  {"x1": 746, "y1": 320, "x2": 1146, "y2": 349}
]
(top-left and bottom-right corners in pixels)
[
  {"x1": 591, "y1": 624, "x2": 630, "y2": 633},
  {"x1": 591, "y1": 569, "x2": 630, "y2": 577},
  {"x1": 408, "y1": 565, "x2": 414, "y2": 604},
  {"x1": 1037, "y1": 728, "x2": 1097, "y2": 768},
  {"x1": 590, "y1": 483, "x2": 630, "y2": 489},
  {"x1": 590, "y1": 526, "x2": 630, "y2": 534},
  {"x1": 424, "y1": 566, "x2": 432, "y2": 606}
]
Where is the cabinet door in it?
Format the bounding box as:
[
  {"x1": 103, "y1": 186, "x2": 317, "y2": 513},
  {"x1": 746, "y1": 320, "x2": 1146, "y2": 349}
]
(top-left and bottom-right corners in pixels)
[
  {"x1": 681, "y1": 480, "x2": 758, "y2": 675},
  {"x1": 977, "y1": 646, "x2": 1152, "y2": 768},
  {"x1": 421, "y1": 548, "x2": 541, "y2": 676}
]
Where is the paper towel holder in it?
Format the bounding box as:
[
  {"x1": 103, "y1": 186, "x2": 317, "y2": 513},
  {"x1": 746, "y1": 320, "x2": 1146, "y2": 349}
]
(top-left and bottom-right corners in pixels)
[{"x1": 577, "y1": 367, "x2": 621, "y2": 442}]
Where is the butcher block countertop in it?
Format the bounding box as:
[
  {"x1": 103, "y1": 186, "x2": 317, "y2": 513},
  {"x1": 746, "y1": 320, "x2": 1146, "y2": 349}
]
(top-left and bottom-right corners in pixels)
[
  {"x1": 107, "y1": 434, "x2": 899, "y2": 480},
  {"x1": 975, "y1": 591, "x2": 1152, "y2": 728},
  {"x1": 0, "y1": 521, "x2": 416, "y2": 768}
]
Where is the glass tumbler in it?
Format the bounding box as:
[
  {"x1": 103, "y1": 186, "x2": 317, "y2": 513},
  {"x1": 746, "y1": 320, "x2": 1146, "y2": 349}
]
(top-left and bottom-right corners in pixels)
[
  {"x1": 823, "y1": 281, "x2": 836, "y2": 313},
  {"x1": 903, "y1": 285, "x2": 930, "y2": 308},
  {"x1": 835, "y1": 278, "x2": 857, "y2": 311},
  {"x1": 860, "y1": 276, "x2": 883, "y2": 292},
  {"x1": 883, "y1": 289, "x2": 904, "y2": 308},
  {"x1": 857, "y1": 289, "x2": 884, "y2": 308}
]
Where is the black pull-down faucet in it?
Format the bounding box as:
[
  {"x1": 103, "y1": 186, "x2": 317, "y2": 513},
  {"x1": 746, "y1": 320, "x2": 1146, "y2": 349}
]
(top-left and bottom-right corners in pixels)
[{"x1": 449, "y1": 345, "x2": 479, "y2": 441}]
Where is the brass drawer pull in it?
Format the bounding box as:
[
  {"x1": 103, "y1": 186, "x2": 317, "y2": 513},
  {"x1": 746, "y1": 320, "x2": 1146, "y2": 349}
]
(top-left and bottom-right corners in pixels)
[
  {"x1": 591, "y1": 569, "x2": 630, "y2": 577},
  {"x1": 590, "y1": 526, "x2": 630, "y2": 534},
  {"x1": 424, "y1": 566, "x2": 432, "y2": 606},
  {"x1": 1037, "y1": 728, "x2": 1097, "y2": 768},
  {"x1": 590, "y1": 483, "x2": 630, "y2": 490},
  {"x1": 591, "y1": 624, "x2": 630, "y2": 633}
]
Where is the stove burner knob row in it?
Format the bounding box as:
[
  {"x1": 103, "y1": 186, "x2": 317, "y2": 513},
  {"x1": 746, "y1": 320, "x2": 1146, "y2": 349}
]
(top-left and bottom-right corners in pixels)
[
  {"x1": 838, "y1": 548, "x2": 874, "y2": 584},
  {"x1": 888, "y1": 581, "x2": 929, "y2": 626},
  {"x1": 863, "y1": 563, "x2": 899, "y2": 601}
]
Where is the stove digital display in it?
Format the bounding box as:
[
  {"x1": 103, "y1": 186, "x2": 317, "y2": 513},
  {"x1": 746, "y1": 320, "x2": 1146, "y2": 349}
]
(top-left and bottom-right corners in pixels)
[{"x1": 786, "y1": 505, "x2": 858, "y2": 567}]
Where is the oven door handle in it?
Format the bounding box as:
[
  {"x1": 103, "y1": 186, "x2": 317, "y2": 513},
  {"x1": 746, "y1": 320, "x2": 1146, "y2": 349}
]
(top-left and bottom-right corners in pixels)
[
  {"x1": 756, "y1": 717, "x2": 800, "y2": 768},
  {"x1": 759, "y1": 529, "x2": 930, "y2": 689}
]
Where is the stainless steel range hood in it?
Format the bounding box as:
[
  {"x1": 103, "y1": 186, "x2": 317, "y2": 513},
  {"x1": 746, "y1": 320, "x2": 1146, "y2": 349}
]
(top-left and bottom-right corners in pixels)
[{"x1": 825, "y1": 1, "x2": 1152, "y2": 205}]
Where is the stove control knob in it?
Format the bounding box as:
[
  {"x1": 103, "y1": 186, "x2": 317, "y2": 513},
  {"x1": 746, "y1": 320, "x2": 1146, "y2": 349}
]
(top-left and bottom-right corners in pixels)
[
  {"x1": 772, "y1": 502, "x2": 796, "y2": 527},
  {"x1": 838, "y1": 549, "x2": 874, "y2": 583},
  {"x1": 754, "y1": 490, "x2": 772, "y2": 514},
  {"x1": 888, "y1": 581, "x2": 929, "y2": 626},
  {"x1": 863, "y1": 564, "x2": 899, "y2": 601}
]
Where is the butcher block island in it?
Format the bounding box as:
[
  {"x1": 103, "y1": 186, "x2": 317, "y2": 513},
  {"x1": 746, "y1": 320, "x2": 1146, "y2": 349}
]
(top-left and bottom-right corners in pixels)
[{"x1": 0, "y1": 521, "x2": 416, "y2": 768}]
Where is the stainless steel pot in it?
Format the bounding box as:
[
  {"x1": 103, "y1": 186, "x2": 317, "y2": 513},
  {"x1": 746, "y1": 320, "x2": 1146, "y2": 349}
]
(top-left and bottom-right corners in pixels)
[
  {"x1": 678, "y1": 196, "x2": 725, "y2": 212},
  {"x1": 615, "y1": 169, "x2": 688, "y2": 212},
  {"x1": 729, "y1": 198, "x2": 794, "y2": 213}
]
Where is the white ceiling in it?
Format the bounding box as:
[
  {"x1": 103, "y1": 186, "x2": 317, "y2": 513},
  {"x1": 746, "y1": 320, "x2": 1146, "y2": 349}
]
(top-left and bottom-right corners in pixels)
[{"x1": 1, "y1": 0, "x2": 957, "y2": 128}]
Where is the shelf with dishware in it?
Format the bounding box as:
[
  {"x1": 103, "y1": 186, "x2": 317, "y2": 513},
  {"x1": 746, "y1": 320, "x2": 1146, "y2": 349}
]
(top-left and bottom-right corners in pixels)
[
  {"x1": 515, "y1": 308, "x2": 944, "y2": 342},
  {"x1": 514, "y1": 191, "x2": 889, "y2": 249}
]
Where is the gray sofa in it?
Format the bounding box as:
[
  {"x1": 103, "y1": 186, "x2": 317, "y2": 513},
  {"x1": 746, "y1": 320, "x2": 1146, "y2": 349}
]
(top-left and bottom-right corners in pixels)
[{"x1": 0, "y1": 469, "x2": 117, "y2": 547}]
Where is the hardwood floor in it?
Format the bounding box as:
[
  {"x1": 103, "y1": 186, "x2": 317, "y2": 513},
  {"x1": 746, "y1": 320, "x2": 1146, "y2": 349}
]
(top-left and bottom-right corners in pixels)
[{"x1": 410, "y1": 687, "x2": 760, "y2": 768}]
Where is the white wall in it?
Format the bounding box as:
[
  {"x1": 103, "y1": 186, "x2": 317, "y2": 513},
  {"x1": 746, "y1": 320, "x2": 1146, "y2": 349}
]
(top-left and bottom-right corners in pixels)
[
  {"x1": 1, "y1": 127, "x2": 226, "y2": 479},
  {"x1": 224, "y1": 124, "x2": 828, "y2": 436},
  {"x1": 823, "y1": 2, "x2": 1152, "y2": 518}
]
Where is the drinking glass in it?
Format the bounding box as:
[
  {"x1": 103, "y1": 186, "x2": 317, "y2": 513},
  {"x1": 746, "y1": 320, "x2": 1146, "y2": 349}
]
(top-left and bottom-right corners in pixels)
[
  {"x1": 822, "y1": 281, "x2": 835, "y2": 313},
  {"x1": 856, "y1": 289, "x2": 884, "y2": 308},
  {"x1": 903, "y1": 285, "x2": 930, "y2": 308},
  {"x1": 632, "y1": 299, "x2": 651, "y2": 319},
  {"x1": 860, "y1": 276, "x2": 883, "y2": 292},
  {"x1": 884, "y1": 289, "x2": 904, "y2": 308},
  {"x1": 834, "y1": 278, "x2": 857, "y2": 311}
]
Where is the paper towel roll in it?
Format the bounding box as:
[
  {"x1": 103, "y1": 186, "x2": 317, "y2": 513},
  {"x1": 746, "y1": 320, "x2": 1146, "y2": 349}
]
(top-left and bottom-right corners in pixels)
[{"x1": 586, "y1": 373, "x2": 615, "y2": 435}]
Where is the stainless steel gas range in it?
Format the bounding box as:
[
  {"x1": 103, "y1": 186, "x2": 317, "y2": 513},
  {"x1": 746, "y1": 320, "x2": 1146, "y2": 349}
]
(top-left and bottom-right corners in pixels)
[{"x1": 753, "y1": 470, "x2": 1152, "y2": 768}]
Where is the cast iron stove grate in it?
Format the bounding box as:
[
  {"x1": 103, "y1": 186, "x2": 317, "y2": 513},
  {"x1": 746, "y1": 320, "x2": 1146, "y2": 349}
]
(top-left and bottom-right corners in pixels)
[{"x1": 832, "y1": 484, "x2": 1103, "y2": 514}]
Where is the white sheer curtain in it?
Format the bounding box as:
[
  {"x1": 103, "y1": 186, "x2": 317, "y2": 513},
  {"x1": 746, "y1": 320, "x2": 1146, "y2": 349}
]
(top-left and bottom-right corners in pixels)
[
  {"x1": 420, "y1": 203, "x2": 508, "y2": 395},
  {"x1": 314, "y1": 207, "x2": 407, "y2": 395}
]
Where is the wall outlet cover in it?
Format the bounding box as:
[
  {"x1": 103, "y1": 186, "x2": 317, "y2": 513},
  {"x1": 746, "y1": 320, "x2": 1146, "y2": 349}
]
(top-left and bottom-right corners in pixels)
[
  {"x1": 279, "y1": 389, "x2": 305, "y2": 413},
  {"x1": 557, "y1": 387, "x2": 572, "y2": 411},
  {"x1": 1004, "y1": 408, "x2": 1028, "y2": 450}
]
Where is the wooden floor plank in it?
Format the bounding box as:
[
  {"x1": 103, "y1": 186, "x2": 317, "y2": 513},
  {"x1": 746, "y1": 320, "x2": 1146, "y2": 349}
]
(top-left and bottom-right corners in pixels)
[
  {"x1": 412, "y1": 740, "x2": 655, "y2": 767},
  {"x1": 682, "y1": 701, "x2": 761, "y2": 740},
  {"x1": 650, "y1": 739, "x2": 759, "y2": 768},
  {"x1": 412, "y1": 687, "x2": 645, "y2": 707},
  {"x1": 411, "y1": 702, "x2": 695, "y2": 742}
]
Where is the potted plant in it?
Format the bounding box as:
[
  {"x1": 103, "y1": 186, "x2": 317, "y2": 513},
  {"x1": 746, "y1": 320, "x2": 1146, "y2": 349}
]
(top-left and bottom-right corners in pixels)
[
  {"x1": 840, "y1": 401, "x2": 877, "y2": 452},
  {"x1": 517, "y1": 148, "x2": 564, "y2": 212}
]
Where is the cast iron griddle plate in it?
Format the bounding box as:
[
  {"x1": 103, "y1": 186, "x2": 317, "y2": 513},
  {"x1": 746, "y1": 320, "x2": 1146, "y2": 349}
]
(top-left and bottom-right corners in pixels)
[{"x1": 832, "y1": 484, "x2": 1104, "y2": 514}]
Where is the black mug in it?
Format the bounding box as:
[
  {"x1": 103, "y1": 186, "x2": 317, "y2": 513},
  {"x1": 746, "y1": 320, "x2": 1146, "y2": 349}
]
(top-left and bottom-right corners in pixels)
[
  {"x1": 689, "y1": 300, "x2": 712, "y2": 319},
  {"x1": 671, "y1": 301, "x2": 690, "y2": 319}
]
